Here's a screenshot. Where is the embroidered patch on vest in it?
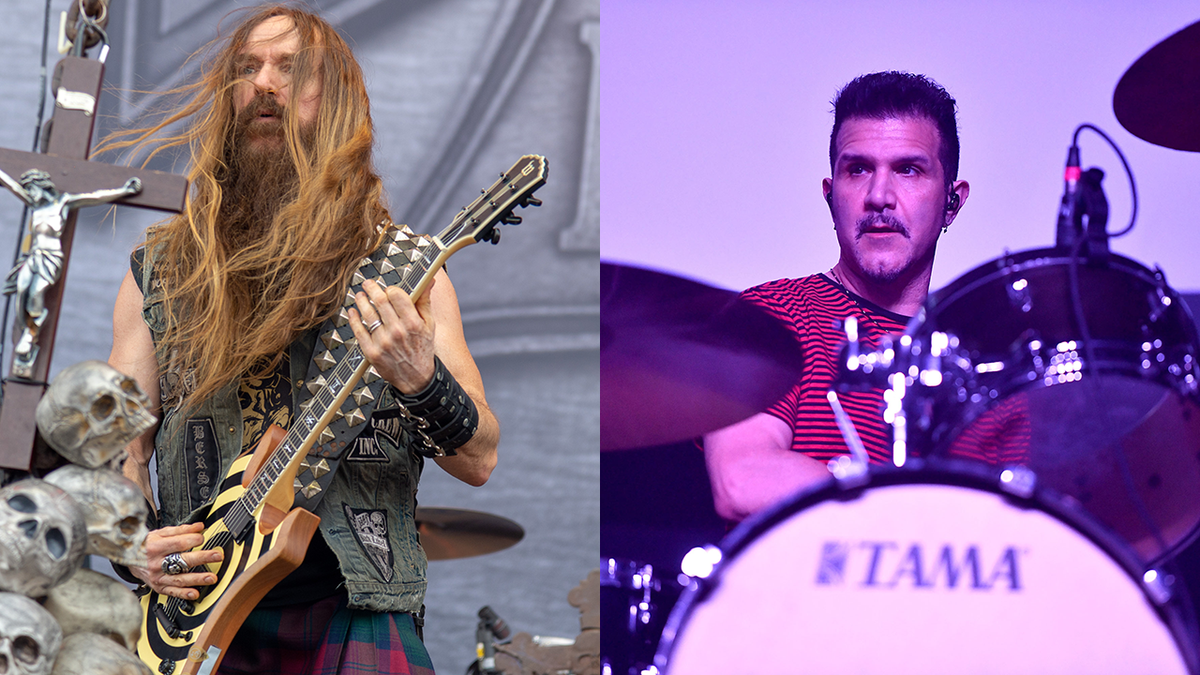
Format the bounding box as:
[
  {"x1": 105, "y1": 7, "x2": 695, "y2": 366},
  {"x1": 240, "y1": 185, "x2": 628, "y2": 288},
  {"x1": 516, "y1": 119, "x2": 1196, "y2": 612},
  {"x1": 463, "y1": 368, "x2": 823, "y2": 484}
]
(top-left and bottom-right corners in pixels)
[
  {"x1": 184, "y1": 418, "x2": 220, "y2": 509},
  {"x1": 159, "y1": 365, "x2": 196, "y2": 409},
  {"x1": 345, "y1": 414, "x2": 401, "y2": 463},
  {"x1": 343, "y1": 504, "x2": 394, "y2": 582}
]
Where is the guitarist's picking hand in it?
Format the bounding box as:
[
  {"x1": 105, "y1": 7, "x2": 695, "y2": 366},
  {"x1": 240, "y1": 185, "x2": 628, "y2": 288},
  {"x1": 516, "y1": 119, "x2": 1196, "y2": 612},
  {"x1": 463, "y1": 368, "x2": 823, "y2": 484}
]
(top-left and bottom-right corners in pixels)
[
  {"x1": 349, "y1": 277, "x2": 436, "y2": 394},
  {"x1": 131, "y1": 522, "x2": 225, "y2": 600}
]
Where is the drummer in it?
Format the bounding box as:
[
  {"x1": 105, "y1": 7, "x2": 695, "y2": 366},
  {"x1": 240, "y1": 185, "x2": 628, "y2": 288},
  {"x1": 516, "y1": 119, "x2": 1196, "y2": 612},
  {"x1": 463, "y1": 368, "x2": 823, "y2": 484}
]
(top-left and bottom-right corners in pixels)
[{"x1": 705, "y1": 71, "x2": 979, "y2": 522}]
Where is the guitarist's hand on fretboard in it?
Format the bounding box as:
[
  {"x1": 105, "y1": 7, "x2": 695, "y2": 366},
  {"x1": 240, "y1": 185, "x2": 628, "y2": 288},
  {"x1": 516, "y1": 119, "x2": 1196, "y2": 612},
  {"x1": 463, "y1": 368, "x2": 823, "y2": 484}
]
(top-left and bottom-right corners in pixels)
[
  {"x1": 130, "y1": 522, "x2": 224, "y2": 600},
  {"x1": 347, "y1": 277, "x2": 437, "y2": 394}
]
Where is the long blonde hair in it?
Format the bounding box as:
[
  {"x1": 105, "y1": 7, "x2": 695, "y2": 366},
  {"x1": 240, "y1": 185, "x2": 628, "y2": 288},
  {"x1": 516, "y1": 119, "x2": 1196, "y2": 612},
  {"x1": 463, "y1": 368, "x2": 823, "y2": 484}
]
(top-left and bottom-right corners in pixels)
[{"x1": 99, "y1": 4, "x2": 387, "y2": 407}]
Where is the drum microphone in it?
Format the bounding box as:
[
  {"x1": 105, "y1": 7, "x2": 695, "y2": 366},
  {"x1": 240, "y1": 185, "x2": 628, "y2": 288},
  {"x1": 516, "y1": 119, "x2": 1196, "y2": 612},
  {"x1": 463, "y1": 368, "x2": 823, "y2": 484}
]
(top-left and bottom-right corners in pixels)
[
  {"x1": 1055, "y1": 141, "x2": 1111, "y2": 262},
  {"x1": 478, "y1": 605, "x2": 511, "y2": 641},
  {"x1": 1054, "y1": 143, "x2": 1082, "y2": 249}
]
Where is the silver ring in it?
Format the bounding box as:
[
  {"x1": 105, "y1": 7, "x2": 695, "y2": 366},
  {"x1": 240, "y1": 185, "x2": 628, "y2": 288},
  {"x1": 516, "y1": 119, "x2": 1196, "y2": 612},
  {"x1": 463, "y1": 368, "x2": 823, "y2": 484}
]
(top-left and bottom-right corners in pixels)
[
  {"x1": 161, "y1": 552, "x2": 187, "y2": 576},
  {"x1": 366, "y1": 319, "x2": 383, "y2": 333}
]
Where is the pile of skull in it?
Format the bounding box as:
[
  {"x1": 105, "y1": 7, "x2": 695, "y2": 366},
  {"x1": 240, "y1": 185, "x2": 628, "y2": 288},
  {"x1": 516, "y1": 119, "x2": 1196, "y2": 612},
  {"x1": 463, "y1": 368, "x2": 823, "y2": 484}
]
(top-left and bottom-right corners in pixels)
[{"x1": 1, "y1": 361, "x2": 157, "y2": 675}]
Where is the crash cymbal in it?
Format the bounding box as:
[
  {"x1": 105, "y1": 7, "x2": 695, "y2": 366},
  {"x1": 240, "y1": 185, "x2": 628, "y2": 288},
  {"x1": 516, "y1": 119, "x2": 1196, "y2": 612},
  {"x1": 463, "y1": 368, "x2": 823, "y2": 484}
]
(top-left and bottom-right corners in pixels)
[
  {"x1": 416, "y1": 507, "x2": 524, "y2": 561},
  {"x1": 1114, "y1": 19, "x2": 1200, "y2": 152},
  {"x1": 601, "y1": 261, "x2": 805, "y2": 451}
]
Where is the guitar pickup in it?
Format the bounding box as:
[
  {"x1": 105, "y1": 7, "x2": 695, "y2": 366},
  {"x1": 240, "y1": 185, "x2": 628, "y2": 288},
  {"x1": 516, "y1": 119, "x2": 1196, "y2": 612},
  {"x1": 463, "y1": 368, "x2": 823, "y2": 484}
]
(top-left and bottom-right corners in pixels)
[{"x1": 233, "y1": 517, "x2": 256, "y2": 543}]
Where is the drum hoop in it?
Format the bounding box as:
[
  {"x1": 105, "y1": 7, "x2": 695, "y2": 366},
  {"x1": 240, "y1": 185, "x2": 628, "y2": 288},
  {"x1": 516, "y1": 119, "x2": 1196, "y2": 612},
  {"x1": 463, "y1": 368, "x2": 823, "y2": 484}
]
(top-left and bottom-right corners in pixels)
[
  {"x1": 654, "y1": 459, "x2": 1200, "y2": 673},
  {"x1": 927, "y1": 248, "x2": 1161, "y2": 310},
  {"x1": 921, "y1": 248, "x2": 1200, "y2": 370}
]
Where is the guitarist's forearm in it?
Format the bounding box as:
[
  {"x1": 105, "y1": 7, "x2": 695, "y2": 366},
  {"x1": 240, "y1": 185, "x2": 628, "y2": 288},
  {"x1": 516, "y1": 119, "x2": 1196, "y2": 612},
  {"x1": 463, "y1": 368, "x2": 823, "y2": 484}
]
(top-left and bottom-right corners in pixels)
[
  {"x1": 433, "y1": 397, "x2": 499, "y2": 486},
  {"x1": 121, "y1": 437, "x2": 158, "y2": 514}
]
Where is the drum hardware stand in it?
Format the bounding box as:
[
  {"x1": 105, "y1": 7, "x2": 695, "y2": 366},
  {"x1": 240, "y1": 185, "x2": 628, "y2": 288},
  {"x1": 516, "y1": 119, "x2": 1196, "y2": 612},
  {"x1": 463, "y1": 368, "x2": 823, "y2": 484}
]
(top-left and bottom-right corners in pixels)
[{"x1": 834, "y1": 316, "x2": 977, "y2": 473}]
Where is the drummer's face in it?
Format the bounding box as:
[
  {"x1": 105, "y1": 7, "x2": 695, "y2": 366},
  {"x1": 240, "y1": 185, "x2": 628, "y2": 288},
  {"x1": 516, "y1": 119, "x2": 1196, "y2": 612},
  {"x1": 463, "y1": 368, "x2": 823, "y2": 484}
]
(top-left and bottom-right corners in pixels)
[{"x1": 825, "y1": 115, "x2": 955, "y2": 285}]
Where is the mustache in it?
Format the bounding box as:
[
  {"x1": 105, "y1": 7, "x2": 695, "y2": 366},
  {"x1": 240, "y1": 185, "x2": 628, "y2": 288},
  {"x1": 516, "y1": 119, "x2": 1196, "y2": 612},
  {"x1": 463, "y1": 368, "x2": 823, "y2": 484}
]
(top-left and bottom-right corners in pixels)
[
  {"x1": 235, "y1": 93, "x2": 286, "y2": 132},
  {"x1": 855, "y1": 214, "x2": 909, "y2": 240}
]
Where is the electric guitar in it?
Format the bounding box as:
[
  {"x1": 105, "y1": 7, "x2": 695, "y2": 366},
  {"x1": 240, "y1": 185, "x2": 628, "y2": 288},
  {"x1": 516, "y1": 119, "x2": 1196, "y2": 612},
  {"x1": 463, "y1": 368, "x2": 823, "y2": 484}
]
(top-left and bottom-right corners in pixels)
[{"x1": 137, "y1": 155, "x2": 548, "y2": 675}]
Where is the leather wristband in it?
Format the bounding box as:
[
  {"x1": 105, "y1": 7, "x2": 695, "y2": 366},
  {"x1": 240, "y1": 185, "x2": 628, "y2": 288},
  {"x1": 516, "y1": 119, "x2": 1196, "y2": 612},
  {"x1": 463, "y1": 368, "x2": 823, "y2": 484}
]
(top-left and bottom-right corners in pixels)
[{"x1": 394, "y1": 357, "x2": 479, "y2": 455}]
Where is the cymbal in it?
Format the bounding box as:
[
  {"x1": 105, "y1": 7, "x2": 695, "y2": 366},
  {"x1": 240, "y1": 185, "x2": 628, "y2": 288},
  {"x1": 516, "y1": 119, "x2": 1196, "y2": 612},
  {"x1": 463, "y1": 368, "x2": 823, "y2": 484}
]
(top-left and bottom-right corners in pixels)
[
  {"x1": 1114, "y1": 19, "x2": 1200, "y2": 152},
  {"x1": 416, "y1": 507, "x2": 524, "y2": 561},
  {"x1": 601, "y1": 262, "x2": 805, "y2": 451}
]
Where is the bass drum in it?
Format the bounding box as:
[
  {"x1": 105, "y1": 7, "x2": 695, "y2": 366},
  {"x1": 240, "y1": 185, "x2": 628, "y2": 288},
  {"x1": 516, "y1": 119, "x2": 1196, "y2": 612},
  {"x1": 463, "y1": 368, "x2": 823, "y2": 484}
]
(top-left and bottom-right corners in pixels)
[
  {"x1": 909, "y1": 248, "x2": 1200, "y2": 562},
  {"x1": 656, "y1": 465, "x2": 1199, "y2": 675}
]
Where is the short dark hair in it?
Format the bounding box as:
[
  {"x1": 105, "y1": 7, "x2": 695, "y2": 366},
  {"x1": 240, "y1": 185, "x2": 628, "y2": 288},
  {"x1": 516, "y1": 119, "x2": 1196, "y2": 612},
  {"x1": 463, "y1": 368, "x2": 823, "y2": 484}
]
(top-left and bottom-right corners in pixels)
[{"x1": 829, "y1": 71, "x2": 960, "y2": 186}]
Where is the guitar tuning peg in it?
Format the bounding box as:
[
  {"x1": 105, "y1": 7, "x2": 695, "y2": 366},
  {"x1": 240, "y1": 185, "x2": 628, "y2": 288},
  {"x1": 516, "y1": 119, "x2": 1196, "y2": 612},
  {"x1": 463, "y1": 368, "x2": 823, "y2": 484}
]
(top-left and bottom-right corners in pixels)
[
  {"x1": 490, "y1": 229, "x2": 502, "y2": 245},
  {"x1": 522, "y1": 196, "x2": 543, "y2": 208},
  {"x1": 503, "y1": 213, "x2": 522, "y2": 225},
  {"x1": 480, "y1": 188, "x2": 487, "y2": 194}
]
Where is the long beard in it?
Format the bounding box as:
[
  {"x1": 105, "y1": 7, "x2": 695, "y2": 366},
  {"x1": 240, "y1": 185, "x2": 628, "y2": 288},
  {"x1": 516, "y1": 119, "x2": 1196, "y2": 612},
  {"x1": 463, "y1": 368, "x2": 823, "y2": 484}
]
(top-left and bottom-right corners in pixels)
[{"x1": 219, "y1": 95, "x2": 307, "y2": 250}]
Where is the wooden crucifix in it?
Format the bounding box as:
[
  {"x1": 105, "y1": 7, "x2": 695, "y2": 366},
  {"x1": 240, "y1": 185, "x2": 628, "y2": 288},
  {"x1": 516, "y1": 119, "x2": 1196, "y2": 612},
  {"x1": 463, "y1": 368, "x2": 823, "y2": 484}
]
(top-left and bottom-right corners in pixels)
[{"x1": 0, "y1": 55, "x2": 188, "y2": 471}]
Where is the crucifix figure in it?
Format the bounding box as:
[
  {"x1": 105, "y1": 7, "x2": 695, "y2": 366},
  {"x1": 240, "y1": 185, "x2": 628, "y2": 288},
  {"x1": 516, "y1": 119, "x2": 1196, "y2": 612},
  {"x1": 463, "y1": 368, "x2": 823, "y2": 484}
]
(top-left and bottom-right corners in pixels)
[
  {"x1": 0, "y1": 48, "x2": 187, "y2": 471},
  {"x1": 0, "y1": 168, "x2": 142, "y2": 378}
]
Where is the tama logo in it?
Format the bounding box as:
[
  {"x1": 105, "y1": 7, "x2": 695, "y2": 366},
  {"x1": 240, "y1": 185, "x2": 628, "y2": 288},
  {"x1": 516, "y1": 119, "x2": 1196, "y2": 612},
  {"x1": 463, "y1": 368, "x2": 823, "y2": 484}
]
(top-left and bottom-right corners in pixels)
[{"x1": 815, "y1": 541, "x2": 1024, "y2": 591}]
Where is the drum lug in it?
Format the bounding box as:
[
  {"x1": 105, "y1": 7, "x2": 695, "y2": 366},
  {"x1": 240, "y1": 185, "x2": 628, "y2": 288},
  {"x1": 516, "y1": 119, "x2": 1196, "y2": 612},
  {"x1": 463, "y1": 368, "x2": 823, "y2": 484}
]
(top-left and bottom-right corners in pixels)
[
  {"x1": 1141, "y1": 568, "x2": 1174, "y2": 606},
  {"x1": 1006, "y1": 276, "x2": 1033, "y2": 313},
  {"x1": 997, "y1": 465, "x2": 1037, "y2": 498},
  {"x1": 1146, "y1": 265, "x2": 1174, "y2": 324}
]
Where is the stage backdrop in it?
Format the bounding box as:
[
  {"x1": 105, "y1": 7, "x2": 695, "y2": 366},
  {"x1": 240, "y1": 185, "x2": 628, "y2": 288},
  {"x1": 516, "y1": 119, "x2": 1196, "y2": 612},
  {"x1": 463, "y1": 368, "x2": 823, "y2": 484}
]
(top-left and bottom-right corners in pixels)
[{"x1": 0, "y1": 0, "x2": 598, "y2": 671}]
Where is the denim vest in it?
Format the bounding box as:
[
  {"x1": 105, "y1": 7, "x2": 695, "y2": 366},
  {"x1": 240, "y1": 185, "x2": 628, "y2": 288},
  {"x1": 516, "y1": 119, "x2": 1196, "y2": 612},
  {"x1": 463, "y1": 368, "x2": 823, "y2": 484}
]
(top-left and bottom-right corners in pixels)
[{"x1": 138, "y1": 247, "x2": 428, "y2": 613}]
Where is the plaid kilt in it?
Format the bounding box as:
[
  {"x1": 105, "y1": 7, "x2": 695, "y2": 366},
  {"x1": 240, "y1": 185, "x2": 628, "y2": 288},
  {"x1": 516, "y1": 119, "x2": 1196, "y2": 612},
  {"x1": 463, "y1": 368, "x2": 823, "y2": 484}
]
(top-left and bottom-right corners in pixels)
[{"x1": 217, "y1": 593, "x2": 436, "y2": 675}]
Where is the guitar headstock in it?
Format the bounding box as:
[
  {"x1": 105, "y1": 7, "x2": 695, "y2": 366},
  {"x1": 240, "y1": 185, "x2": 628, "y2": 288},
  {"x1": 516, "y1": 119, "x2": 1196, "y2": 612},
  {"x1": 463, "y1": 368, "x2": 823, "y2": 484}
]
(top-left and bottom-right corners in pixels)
[{"x1": 437, "y1": 154, "x2": 548, "y2": 253}]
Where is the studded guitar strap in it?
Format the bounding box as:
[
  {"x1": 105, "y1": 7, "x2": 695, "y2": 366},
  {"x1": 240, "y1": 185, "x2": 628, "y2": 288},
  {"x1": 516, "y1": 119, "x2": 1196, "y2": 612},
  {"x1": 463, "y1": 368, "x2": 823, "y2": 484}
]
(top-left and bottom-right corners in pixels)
[{"x1": 291, "y1": 222, "x2": 436, "y2": 512}]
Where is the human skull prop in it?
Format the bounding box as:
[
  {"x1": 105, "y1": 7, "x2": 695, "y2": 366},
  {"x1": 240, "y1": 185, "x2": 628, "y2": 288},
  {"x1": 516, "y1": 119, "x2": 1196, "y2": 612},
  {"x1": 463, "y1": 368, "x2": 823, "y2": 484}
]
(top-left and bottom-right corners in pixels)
[
  {"x1": 0, "y1": 480, "x2": 87, "y2": 597},
  {"x1": 43, "y1": 570, "x2": 142, "y2": 651},
  {"x1": 0, "y1": 592, "x2": 62, "y2": 675},
  {"x1": 51, "y1": 633, "x2": 152, "y2": 675},
  {"x1": 43, "y1": 465, "x2": 149, "y2": 567},
  {"x1": 36, "y1": 361, "x2": 155, "y2": 469}
]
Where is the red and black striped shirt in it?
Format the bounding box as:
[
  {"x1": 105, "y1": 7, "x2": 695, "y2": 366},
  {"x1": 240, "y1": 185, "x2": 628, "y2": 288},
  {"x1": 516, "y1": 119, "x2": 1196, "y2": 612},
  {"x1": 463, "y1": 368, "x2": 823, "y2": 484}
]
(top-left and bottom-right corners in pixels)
[
  {"x1": 744, "y1": 274, "x2": 1031, "y2": 466},
  {"x1": 743, "y1": 274, "x2": 908, "y2": 465}
]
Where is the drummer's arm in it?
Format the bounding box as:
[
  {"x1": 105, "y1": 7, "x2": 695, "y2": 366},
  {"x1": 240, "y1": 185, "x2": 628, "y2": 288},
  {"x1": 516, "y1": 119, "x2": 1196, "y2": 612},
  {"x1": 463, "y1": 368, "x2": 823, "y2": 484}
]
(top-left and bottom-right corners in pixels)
[{"x1": 704, "y1": 412, "x2": 830, "y2": 522}]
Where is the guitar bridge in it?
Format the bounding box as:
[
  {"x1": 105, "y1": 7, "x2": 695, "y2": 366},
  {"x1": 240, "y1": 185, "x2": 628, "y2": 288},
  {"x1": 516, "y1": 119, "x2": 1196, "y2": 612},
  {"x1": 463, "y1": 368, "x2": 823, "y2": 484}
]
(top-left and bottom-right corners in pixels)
[
  {"x1": 154, "y1": 603, "x2": 180, "y2": 638},
  {"x1": 153, "y1": 603, "x2": 193, "y2": 641}
]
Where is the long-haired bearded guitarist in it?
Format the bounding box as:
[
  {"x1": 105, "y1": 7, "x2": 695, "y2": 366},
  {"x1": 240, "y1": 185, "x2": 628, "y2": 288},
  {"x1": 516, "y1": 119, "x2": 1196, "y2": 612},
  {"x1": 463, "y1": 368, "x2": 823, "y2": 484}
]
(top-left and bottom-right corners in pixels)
[{"x1": 105, "y1": 6, "x2": 498, "y2": 673}]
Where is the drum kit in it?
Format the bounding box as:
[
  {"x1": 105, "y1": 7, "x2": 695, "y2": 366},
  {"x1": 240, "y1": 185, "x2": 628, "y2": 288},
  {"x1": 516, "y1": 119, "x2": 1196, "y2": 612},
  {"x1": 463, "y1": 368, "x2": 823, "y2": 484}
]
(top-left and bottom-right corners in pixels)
[{"x1": 601, "y1": 19, "x2": 1200, "y2": 675}]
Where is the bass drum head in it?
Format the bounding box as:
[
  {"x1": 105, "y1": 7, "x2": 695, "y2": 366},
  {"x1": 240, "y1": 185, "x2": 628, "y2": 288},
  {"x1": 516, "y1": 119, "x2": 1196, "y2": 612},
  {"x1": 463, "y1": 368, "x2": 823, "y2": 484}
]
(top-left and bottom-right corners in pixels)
[
  {"x1": 657, "y1": 465, "x2": 1198, "y2": 675},
  {"x1": 916, "y1": 248, "x2": 1200, "y2": 561}
]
